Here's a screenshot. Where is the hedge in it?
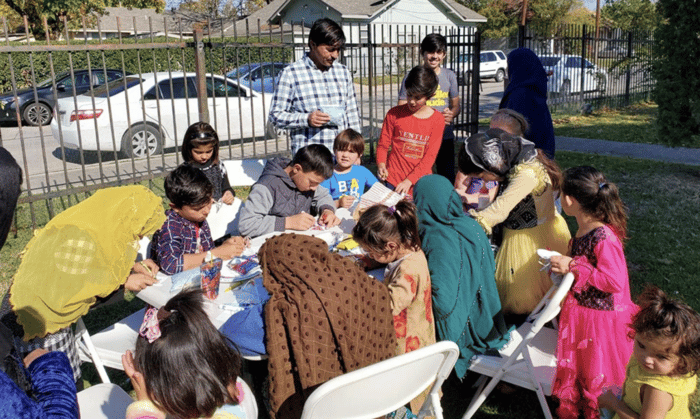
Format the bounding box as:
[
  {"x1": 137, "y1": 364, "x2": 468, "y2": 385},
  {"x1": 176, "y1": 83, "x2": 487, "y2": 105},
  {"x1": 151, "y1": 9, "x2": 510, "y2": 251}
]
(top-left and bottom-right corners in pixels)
[{"x1": 0, "y1": 36, "x2": 294, "y2": 92}]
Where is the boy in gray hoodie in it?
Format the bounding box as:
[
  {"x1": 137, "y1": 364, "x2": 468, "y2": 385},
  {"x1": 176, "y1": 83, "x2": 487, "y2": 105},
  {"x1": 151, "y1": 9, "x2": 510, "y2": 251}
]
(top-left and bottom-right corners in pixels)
[{"x1": 239, "y1": 144, "x2": 340, "y2": 238}]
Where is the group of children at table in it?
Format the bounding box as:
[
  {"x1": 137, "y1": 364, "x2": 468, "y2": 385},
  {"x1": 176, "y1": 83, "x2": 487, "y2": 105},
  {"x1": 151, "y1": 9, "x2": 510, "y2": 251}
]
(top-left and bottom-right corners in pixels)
[{"x1": 117, "y1": 36, "x2": 700, "y2": 419}]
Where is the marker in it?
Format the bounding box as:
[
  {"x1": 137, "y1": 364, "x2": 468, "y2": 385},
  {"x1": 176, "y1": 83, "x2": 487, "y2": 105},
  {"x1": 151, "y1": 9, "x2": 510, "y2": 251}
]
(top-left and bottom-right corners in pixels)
[{"x1": 139, "y1": 261, "x2": 153, "y2": 277}]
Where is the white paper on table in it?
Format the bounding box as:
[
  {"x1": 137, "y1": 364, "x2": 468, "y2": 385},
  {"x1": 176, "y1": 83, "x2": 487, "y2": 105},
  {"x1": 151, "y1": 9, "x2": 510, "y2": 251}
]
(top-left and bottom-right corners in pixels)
[
  {"x1": 206, "y1": 197, "x2": 242, "y2": 241},
  {"x1": 357, "y1": 183, "x2": 405, "y2": 212}
]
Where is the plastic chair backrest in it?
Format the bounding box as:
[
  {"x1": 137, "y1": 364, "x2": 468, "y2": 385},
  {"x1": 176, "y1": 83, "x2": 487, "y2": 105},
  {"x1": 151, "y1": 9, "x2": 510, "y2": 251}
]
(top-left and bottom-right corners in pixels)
[
  {"x1": 300, "y1": 341, "x2": 459, "y2": 419},
  {"x1": 529, "y1": 272, "x2": 575, "y2": 331},
  {"x1": 223, "y1": 159, "x2": 266, "y2": 187}
]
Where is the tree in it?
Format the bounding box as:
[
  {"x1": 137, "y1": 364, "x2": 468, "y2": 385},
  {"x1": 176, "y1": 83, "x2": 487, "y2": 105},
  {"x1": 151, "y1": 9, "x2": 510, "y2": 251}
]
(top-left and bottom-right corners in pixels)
[
  {"x1": 475, "y1": 0, "x2": 520, "y2": 38},
  {"x1": 461, "y1": 0, "x2": 576, "y2": 39},
  {"x1": 601, "y1": 0, "x2": 660, "y2": 32},
  {"x1": 653, "y1": 0, "x2": 700, "y2": 146},
  {"x1": 561, "y1": 1, "x2": 595, "y2": 26},
  {"x1": 1, "y1": 0, "x2": 164, "y2": 40},
  {"x1": 0, "y1": 2, "x2": 23, "y2": 32},
  {"x1": 527, "y1": 0, "x2": 576, "y2": 36}
]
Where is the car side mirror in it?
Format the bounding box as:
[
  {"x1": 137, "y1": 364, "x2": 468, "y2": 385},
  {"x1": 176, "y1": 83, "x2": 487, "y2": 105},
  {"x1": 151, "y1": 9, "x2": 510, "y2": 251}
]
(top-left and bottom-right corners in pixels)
[{"x1": 56, "y1": 83, "x2": 66, "y2": 91}]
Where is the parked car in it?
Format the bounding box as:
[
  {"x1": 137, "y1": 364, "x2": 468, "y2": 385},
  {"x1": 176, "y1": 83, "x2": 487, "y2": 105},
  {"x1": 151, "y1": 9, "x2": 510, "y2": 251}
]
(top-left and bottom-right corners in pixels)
[
  {"x1": 454, "y1": 50, "x2": 508, "y2": 84},
  {"x1": 50, "y1": 72, "x2": 272, "y2": 158},
  {"x1": 538, "y1": 54, "x2": 608, "y2": 95},
  {"x1": 226, "y1": 62, "x2": 289, "y2": 93},
  {"x1": 598, "y1": 45, "x2": 634, "y2": 58},
  {"x1": 0, "y1": 69, "x2": 128, "y2": 126}
]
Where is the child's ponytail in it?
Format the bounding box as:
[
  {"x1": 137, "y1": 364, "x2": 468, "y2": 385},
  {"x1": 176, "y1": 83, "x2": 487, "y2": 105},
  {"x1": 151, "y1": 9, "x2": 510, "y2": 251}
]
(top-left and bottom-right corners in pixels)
[
  {"x1": 562, "y1": 166, "x2": 628, "y2": 241},
  {"x1": 352, "y1": 200, "x2": 421, "y2": 253},
  {"x1": 134, "y1": 289, "x2": 242, "y2": 418}
]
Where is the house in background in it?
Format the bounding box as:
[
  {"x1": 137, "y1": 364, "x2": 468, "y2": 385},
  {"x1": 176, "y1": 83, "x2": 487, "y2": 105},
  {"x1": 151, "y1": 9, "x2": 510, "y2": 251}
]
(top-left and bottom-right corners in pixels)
[
  {"x1": 225, "y1": 0, "x2": 485, "y2": 74},
  {"x1": 68, "y1": 7, "x2": 199, "y2": 40}
]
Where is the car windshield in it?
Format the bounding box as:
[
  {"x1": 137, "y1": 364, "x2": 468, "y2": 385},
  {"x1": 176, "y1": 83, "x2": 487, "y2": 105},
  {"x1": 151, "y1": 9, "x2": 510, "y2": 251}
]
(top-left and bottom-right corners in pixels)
[
  {"x1": 93, "y1": 76, "x2": 142, "y2": 97},
  {"x1": 539, "y1": 57, "x2": 561, "y2": 67},
  {"x1": 540, "y1": 57, "x2": 561, "y2": 67},
  {"x1": 36, "y1": 71, "x2": 71, "y2": 88},
  {"x1": 228, "y1": 65, "x2": 252, "y2": 78}
]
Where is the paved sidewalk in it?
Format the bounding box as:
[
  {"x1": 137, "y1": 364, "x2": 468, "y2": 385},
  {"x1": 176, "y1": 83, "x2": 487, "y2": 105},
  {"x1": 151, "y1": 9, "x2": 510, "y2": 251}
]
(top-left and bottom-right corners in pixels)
[{"x1": 557, "y1": 136, "x2": 700, "y2": 166}]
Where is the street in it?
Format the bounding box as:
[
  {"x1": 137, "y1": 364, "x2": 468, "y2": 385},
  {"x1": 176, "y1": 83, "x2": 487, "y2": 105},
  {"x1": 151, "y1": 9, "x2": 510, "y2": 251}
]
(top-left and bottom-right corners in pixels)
[{"x1": 0, "y1": 81, "x2": 504, "y2": 197}]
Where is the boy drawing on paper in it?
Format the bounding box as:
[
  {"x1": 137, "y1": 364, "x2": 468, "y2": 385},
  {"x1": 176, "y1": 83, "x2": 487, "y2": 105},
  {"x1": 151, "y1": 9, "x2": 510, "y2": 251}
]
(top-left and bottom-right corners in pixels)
[{"x1": 238, "y1": 144, "x2": 341, "y2": 238}]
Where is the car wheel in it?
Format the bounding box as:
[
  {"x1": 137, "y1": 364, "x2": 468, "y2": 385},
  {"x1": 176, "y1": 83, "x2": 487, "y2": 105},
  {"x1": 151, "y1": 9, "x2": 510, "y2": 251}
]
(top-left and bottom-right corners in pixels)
[
  {"x1": 121, "y1": 124, "x2": 162, "y2": 158},
  {"x1": 23, "y1": 102, "x2": 52, "y2": 126},
  {"x1": 561, "y1": 80, "x2": 572, "y2": 97},
  {"x1": 494, "y1": 69, "x2": 505, "y2": 83}
]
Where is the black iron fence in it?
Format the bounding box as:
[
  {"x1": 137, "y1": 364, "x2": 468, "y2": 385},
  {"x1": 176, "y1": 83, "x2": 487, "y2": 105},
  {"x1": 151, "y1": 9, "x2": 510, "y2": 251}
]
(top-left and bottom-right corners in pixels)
[
  {"x1": 518, "y1": 24, "x2": 655, "y2": 114},
  {"x1": 0, "y1": 17, "x2": 481, "y2": 228}
]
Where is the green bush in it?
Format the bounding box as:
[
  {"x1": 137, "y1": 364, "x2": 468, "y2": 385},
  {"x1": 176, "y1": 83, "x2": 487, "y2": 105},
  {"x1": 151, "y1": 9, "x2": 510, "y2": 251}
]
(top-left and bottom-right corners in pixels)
[
  {"x1": 653, "y1": 0, "x2": 700, "y2": 146},
  {"x1": 0, "y1": 36, "x2": 293, "y2": 92}
]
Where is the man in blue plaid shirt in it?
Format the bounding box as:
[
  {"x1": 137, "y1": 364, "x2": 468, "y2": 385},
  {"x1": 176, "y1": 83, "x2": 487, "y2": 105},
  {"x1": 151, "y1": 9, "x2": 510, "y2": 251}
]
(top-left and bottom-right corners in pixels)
[{"x1": 269, "y1": 18, "x2": 361, "y2": 155}]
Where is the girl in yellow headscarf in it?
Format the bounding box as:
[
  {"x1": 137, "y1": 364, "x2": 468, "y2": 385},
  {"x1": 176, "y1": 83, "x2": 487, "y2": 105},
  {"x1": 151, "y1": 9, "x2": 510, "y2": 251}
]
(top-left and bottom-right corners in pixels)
[{"x1": 1, "y1": 184, "x2": 165, "y2": 382}]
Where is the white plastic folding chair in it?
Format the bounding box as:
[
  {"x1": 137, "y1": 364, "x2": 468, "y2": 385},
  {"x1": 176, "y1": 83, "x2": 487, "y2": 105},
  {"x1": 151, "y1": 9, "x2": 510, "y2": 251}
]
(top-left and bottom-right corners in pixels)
[
  {"x1": 77, "y1": 383, "x2": 133, "y2": 419},
  {"x1": 223, "y1": 158, "x2": 266, "y2": 187},
  {"x1": 300, "y1": 340, "x2": 459, "y2": 419},
  {"x1": 75, "y1": 308, "x2": 145, "y2": 383},
  {"x1": 461, "y1": 272, "x2": 575, "y2": 419}
]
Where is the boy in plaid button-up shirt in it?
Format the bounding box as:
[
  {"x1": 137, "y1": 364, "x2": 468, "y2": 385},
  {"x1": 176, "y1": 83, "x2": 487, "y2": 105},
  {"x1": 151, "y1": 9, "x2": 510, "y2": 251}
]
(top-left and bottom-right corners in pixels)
[{"x1": 269, "y1": 18, "x2": 361, "y2": 155}]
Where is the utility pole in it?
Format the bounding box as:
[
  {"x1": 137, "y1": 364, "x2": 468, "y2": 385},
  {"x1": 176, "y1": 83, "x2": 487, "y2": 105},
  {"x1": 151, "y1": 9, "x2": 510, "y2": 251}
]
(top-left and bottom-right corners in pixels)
[{"x1": 594, "y1": 0, "x2": 601, "y2": 61}]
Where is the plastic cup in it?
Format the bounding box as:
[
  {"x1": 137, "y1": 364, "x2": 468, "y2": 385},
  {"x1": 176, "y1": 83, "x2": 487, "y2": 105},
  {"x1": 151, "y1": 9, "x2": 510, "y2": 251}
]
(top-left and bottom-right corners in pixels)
[{"x1": 200, "y1": 258, "x2": 223, "y2": 300}]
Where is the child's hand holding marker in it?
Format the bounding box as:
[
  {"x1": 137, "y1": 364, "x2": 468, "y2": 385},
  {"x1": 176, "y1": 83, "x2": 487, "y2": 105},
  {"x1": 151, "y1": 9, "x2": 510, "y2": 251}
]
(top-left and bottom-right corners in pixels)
[
  {"x1": 136, "y1": 259, "x2": 159, "y2": 278},
  {"x1": 125, "y1": 259, "x2": 159, "y2": 291},
  {"x1": 285, "y1": 210, "x2": 316, "y2": 231}
]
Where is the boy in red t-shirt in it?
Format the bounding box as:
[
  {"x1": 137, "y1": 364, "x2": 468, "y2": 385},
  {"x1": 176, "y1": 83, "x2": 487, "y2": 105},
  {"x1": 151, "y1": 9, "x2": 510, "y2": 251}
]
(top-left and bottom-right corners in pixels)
[{"x1": 377, "y1": 65, "x2": 444, "y2": 195}]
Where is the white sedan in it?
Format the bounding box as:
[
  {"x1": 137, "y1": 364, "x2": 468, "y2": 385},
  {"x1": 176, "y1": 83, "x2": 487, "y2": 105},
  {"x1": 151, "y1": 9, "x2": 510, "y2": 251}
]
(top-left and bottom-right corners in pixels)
[
  {"x1": 51, "y1": 72, "x2": 272, "y2": 158},
  {"x1": 539, "y1": 54, "x2": 608, "y2": 95}
]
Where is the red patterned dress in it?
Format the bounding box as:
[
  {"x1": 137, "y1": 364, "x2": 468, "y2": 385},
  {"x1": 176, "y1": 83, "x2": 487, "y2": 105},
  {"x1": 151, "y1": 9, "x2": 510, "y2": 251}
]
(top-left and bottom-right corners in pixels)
[
  {"x1": 552, "y1": 225, "x2": 638, "y2": 419},
  {"x1": 383, "y1": 249, "x2": 436, "y2": 412}
]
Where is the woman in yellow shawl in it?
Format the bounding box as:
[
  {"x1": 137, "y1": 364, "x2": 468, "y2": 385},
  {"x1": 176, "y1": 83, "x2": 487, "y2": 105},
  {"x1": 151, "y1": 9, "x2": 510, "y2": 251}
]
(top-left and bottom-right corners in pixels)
[{"x1": 1, "y1": 185, "x2": 165, "y2": 382}]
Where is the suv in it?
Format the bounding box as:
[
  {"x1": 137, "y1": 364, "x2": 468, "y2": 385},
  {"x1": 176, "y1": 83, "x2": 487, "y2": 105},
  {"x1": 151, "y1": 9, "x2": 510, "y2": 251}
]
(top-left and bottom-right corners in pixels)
[
  {"x1": 538, "y1": 54, "x2": 607, "y2": 95},
  {"x1": 455, "y1": 50, "x2": 508, "y2": 84}
]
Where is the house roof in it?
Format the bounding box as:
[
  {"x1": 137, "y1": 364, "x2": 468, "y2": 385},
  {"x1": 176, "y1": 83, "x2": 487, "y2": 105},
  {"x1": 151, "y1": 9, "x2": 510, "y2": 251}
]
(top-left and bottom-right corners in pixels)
[
  {"x1": 269, "y1": 0, "x2": 486, "y2": 23},
  {"x1": 77, "y1": 7, "x2": 200, "y2": 35}
]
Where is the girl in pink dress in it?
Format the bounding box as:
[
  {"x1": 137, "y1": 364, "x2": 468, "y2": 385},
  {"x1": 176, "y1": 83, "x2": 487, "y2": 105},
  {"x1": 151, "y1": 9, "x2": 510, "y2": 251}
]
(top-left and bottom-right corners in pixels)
[{"x1": 549, "y1": 166, "x2": 638, "y2": 419}]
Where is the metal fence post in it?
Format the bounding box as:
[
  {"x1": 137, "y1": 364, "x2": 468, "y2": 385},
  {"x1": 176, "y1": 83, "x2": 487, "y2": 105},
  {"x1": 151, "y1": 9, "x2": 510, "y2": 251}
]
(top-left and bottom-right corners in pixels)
[
  {"x1": 624, "y1": 31, "x2": 633, "y2": 106},
  {"x1": 470, "y1": 30, "x2": 481, "y2": 135},
  {"x1": 194, "y1": 28, "x2": 209, "y2": 124}
]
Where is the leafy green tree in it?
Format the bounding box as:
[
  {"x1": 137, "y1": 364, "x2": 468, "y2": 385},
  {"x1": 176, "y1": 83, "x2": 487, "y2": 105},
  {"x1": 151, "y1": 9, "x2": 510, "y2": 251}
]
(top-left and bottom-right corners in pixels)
[
  {"x1": 653, "y1": 0, "x2": 700, "y2": 145},
  {"x1": 1, "y1": 0, "x2": 164, "y2": 40},
  {"x1": 528, "y1": 0, "x2": 576, "y2": 36},
  {"x1": 0, "y1": 2, "x2": 23, "y2": 32},
  {"x1": 562, "y1": 2, "x2": 595, "y2": 26},
  {"x1": 461, "y1": 0, "x2": 576, "y2": 39},
  {"x1": 476, "y1": 0, "x2": 520, "y2": 38},
  {"x1": 601, "y1": 0, "x2": 660, "y2": 32},
  {"x1": 178, "y1": 0, "x2": 236, "y2": 19}
]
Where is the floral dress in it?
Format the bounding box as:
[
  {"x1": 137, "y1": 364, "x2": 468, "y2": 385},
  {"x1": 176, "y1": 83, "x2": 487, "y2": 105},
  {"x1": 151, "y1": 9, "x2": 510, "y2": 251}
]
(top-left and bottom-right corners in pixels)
[
  {"x1": 552, "y1": 225, "x2": 637, "y2": 419},
  {"x1": 384, "y1": 250, "x2": 436, "y2": 413}
]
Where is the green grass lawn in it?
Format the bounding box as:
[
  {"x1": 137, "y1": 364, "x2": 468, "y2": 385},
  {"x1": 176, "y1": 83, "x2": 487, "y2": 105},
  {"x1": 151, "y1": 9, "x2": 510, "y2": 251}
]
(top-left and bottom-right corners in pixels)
[
  {"x1": 481, "y1": 102, "x2": 700, "y2": 149},
  {"x1": 1, "y1": 148, "x2": 699, "y2": 417}
]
